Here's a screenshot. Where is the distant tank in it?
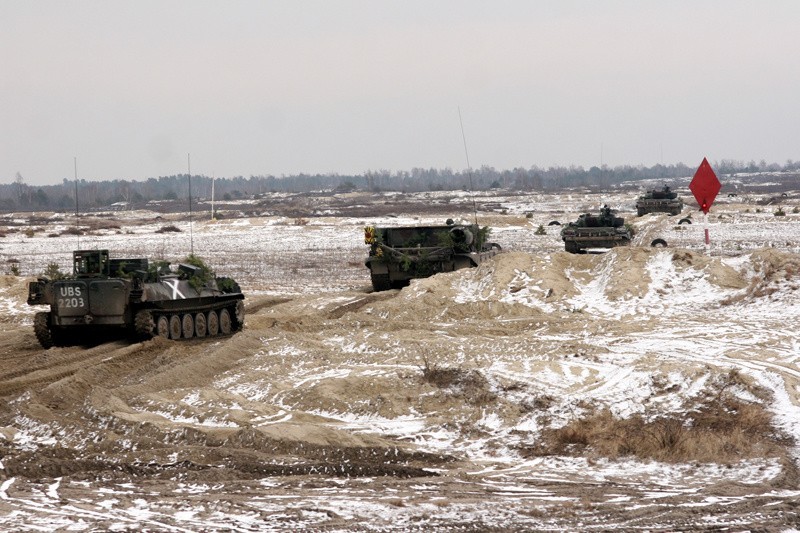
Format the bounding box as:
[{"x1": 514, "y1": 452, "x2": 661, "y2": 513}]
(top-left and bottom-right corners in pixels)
[
  {"x1": 27, "y1": 249, "x2": 245, "y2": 348},
  {"x1": 560, "y1": 206, "x2": 632, "y2": 253},
  {"x1": 636, "y1": 185, "x2": 683, "y2": 216},
  {"x1": 364, "y1": 220, "x2": 501, "y2": 291}
]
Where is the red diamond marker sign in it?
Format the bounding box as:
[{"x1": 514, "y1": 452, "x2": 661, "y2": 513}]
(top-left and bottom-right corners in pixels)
[{"x1": 689, "y1": 157, "x2": 721, "y2": 214}]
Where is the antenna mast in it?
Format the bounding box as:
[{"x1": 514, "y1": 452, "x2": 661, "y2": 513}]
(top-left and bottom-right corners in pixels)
[
  {"x1": 187, "y1": 153, "x2": 194, "y2": 255},
  {"x1": 74, "y1": 157, "x2": 80, "y2": 249},
  {"x1": 458, "y1": 107, "x2": 479, "y2": 225}
]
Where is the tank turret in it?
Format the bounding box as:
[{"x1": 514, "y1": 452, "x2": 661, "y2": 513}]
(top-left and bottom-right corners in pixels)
[
  {"x1": 561, "y1": 206, "x2": 632, "y2": 253},
  {"x1": 636, "y1": 185, "x2": 683, "y2": 216}
]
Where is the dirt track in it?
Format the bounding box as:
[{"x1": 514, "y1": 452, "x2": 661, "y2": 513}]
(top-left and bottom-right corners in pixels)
[
  {"x1": 2, "y1": 277, "x2": 800, "y2": 529},
  {"x1": 2, "y1": 191, "x2": 800, "y2": 530}
]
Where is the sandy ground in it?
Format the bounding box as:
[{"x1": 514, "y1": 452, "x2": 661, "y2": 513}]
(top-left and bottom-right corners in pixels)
[{"x1": 1, "y1": 188, "x2": 800, "y2": 530}]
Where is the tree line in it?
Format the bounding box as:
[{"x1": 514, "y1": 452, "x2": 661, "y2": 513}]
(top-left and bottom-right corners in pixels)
[{"x1": 2, "y1": 159, "x2": 799, "y2": 212}]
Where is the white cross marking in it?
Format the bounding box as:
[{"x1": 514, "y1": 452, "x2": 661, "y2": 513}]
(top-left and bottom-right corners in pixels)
[{"x1": 163, "y1": 279, "x2": 186, "y2": 299}]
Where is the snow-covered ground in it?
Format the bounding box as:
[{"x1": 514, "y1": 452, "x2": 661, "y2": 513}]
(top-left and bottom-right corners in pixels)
[{"x1": 1, "y1": 189, "x2": 800, "y2": 530}]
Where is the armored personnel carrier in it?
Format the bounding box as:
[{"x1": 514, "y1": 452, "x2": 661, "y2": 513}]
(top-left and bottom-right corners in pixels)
[
  {"x1": 364, "y1": 220, "x2": 501, "y2": 291},
  {"x1": 561, "y1": 206, "x2": 632, "y2": 253},
  {"x1": 636, "y1": 185, "x2": 683, "y2": 216},
  {"x1": 27, "y1": 249, "x2": 244, "y2": 348}
]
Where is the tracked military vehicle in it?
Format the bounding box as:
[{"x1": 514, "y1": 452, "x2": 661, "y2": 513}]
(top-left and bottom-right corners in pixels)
[
  {"x1": 636, "y1": 185, "x2": 683, "y2": 216},
  {"x1": 561, "y1": 206, "x2": 632, "y2": 253},
  {"x1": 27, "y1": 249, "x2": 244, "y2": 348},
  {"x1": 364, "y1": 220, "x2": 501, "y2": 291}
]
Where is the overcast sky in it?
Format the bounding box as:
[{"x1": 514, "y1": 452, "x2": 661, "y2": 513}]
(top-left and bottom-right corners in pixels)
[{"x1": 2, "y1": 1, "x2": 799, "y2": 185}]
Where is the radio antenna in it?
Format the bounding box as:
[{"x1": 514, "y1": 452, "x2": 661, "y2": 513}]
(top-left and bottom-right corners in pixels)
[
  {"x1": 187, "y1": 153, "x2": 194, "y2": 255},
  {"x1": 458, "y1": 107, "x2": 479, "y2": 225},
  {"x1": 74, "y1": 156, "x2": 80, "y2": 250}
]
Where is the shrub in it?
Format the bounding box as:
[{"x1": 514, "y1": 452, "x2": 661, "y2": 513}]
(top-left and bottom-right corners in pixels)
[
  {"x1": 774, "y1": 208, "x2": 786, "y2": 217},
  {"x1": 147, "y1": 260, "x2": 172, "y2": 280},
  {"x1": 183, "y1": 253, "x2": 215, "y2": 291},
  {"x1": 534, "y1": 224, "x2": 547, "y2": 235},
  {"x1": 156, "y1": 225, "x2": 181, "y2": 233},
  {"x1": 477, "y1": 226, "x2": 492, "y2": 249},
  {"x1": 43, "y1": 262, "x2": 67, "y2": 280}
]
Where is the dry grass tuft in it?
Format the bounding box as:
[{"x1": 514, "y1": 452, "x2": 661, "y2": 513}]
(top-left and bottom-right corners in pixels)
[
  {"x1": 420, "y1": 359, "x2": 496, "y2": 406},
  {"x1": 526, "y1": 370, "x2": 788, "y2": 464},
  {"x1": 84, "y1": 218, "x2": 121, "y2": 231},
  {"x1": 671, "y1": 251, "x2": 694, "y2": 265}
]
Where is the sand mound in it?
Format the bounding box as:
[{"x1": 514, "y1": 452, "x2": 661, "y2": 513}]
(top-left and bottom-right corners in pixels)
[
  {"x1": 731, "y1": 248, "x2": 800, "y2": 303},
  {"x1": 0, "y1": 275, "x2": 35, "y2": 324},
  {"x1": 364, "y1": 248, "x2": 756, "y2": 323},
  {"x1": 0, "y1": 275, "x2": 31, "y2": 298}
]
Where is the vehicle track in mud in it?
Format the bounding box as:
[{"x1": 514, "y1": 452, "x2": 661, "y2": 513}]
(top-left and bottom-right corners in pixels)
[{"x1": 0, "y1": 332, "x2": 148, "y2": 397}]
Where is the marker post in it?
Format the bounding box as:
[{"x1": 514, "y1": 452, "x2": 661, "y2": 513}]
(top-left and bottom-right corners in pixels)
[{"x1": 689, "y1": 158, "x2": 721, "y2": 254}]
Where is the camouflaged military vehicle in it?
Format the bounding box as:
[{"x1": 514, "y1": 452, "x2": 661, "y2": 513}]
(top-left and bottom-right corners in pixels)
[
  {"x1": 560, "y1": 206, "x2": 632, "y2": 253},
  {"x1": 27, "y1": 249, "x2": 244, "y2": 348},
  {"x1": 636, "y1": 185, "x2": 683, "y2": 216},
  {"x1": 364, "y1": 220, "x2": 501, "y2": 291}
]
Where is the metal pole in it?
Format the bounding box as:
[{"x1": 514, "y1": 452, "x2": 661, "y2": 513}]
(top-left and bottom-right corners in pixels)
[
  {"x1": 74, "y1": 157, "x2": 80, "y2": 250},
  {"x1": 211, "y1": 174, "x2": 215, "y2": 221},
  {"x1": 188, "y1": 153, "x2": 194, "y2": 255},
  {"x1": 74, "y1": 157, "x2": 78, "y2": 218}
]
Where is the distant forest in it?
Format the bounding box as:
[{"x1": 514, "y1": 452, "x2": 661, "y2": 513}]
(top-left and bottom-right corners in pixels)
[{"x1": 2, "y1": 159, "x2": 799, "y2": 212}]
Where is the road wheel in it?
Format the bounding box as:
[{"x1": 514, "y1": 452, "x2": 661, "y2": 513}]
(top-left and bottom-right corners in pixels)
[
  {"x1": 156, "y1": 316, "x2": 170, "y2": 338},
  {"x1": 194, "y1": 312, "x2": 207, "y2": 338},
  {"x1": 219, "y1": 308, "x2": 232, "y2": 335},
  {"x1": 134, "y1": 310, "x2": 155, "y2": 337},
  {"x1": 169, "y1": 315, "x2": 182, "y2": 339},
  {"x1": 564, "y1": 241, "x2": 579, "y2": 254},
  {"x1": 678, "y1": 218, "x2": 692, "y2": 225},
  {"x1": 207, "y1": 310, "x2": 219, "y2": 336},
  {"x1": 182, "y1": 314, "x2": 194, "y2": 339},
  {"x1": 370, "y1": 272, "x2": 391, "y2": 292},
  {"x1": 234, "y1": 300, "x2": 245, "y2": 330},
  {"x1": 651, "y1": 238, "x2": 668, "y2": 247},
  {"x1": 637, "y1": 209, "x2": 645, "y2": 216},
  {"x1": 34, "y1": 312, "x2": 54, "y2": 349},
  {"x1": 547, "y1": 220, "x2": 561, "y2": 226}
]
